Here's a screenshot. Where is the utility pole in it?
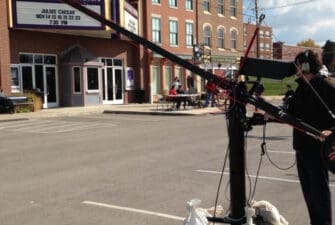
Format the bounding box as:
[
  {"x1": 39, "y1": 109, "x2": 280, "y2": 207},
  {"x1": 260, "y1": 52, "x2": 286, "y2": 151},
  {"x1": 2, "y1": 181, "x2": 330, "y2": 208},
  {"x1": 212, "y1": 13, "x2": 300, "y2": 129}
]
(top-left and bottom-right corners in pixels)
[{"x1": 255, "y1": 0, "x2": 260, "y2": 58}]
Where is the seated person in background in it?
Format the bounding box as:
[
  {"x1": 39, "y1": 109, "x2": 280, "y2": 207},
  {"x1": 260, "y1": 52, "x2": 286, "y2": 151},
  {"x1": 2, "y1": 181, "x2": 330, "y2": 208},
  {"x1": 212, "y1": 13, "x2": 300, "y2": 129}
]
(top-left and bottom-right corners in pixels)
[
  {"x1": 177, "y1": 85, "x2": 187, "y2": 109},
  {"x1": 168, "y1": 85, "x2": 180, "y2": 109}
]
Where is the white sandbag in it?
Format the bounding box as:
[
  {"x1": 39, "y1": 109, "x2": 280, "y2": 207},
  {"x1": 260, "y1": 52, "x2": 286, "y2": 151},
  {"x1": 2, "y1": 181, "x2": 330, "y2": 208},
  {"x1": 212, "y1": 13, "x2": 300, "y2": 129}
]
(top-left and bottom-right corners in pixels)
[
  {"x1": 252, "y1": 200, "x2": 289, "y2": 225},
  {"x1": 184, "y1": 199, "x2": 211, "y2": 225}
]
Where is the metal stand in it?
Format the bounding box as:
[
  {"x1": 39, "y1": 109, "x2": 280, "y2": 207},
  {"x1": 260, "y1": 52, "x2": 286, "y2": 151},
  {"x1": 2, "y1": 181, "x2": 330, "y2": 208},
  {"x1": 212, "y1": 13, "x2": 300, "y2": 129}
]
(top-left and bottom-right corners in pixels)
[{"x1": 208, "y1": 85, "x2": 247, "y2": 225}]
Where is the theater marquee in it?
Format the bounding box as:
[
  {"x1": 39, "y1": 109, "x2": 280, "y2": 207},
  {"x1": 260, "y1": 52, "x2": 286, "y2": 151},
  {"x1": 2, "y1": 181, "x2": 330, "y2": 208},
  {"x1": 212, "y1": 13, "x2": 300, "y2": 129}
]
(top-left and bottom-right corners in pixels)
[{"x1": 12, "y1": 0, "x2": 105, "y2": 29}]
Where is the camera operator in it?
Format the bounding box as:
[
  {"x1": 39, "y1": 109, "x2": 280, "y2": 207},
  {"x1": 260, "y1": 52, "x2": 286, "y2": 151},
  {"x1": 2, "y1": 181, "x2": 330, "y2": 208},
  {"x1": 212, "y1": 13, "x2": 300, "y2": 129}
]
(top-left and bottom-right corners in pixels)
[{"x1": 287, "y1": 50, "x2": 335, "y2": 225}]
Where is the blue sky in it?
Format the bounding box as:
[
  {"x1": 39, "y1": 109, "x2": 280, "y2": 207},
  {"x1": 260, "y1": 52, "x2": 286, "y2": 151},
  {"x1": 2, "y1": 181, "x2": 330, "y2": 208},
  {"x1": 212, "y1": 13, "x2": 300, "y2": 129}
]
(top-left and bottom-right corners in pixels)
[{"x1": 243, "y1": 0, "x2": 335, "y2": 47}]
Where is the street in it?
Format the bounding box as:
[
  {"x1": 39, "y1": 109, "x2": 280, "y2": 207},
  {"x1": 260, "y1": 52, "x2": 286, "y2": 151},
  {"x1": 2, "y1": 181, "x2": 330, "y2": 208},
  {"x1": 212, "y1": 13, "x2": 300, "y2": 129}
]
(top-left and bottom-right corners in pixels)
[{"x1": 0, "y1": 113, "x2": 334, "y2": 225}]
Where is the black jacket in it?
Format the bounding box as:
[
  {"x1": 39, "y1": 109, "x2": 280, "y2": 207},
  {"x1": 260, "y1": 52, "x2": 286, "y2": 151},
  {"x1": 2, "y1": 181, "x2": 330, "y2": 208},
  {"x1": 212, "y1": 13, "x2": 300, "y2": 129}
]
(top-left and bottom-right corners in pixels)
[{"x1": 287, "y1": 75, "x2": 335, "y2": 151}]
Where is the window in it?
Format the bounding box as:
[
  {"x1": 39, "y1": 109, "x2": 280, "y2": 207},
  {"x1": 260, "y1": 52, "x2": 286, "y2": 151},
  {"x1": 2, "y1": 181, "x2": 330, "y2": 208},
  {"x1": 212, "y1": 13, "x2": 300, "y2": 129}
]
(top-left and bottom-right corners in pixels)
[
  {"x1": 11, "y1": 65, "x2": 20, "y2": 92},
  {"x1": 87, "y1": 67, "x2": 99, "y2": 91},
  {"x1": 265, "y1": 30, "x2": 270, "y2": 37},
  {"x1": 165, "y1": 66, "x2": 172, "y2": 90},
  {"x1": 218, "y1": 28, "x2": 225, "y2": 48},
  {"x1": 259, "y1": 30, "x2": 264, "y2": 38},
  {"x1": 152, "y1": 17, "x2": 161, "y2": 43},
  {"x1": 265, "y1": 43, "x2": 270, "y2": 51},
  {"x1": 218, "y1": 0, "x2": 224, "y2": 15},
  {"x1": 230, "y1": 29, "x2": 237, "y2": 49},
  {"x1": 204, "y1": 26, "x2": 211, "y2": 46},
  {"x1": 19, "y1": 54, "x2": 33, "y2": 63},
  {"x1": 44, "y1": 55, "x2": 56, "y2": 64},
  {"x1": 152, "y1": 66, "x2": 160, "y2": 95},
  {"x1": 186, "y1": 22, "x2": 194, "y2": 47},
  {"x1": 185, "y1": 0, "x2": 193, "y2": 10},
  {"x1": 169, "y1": 0, "x2": 177, "y2": 7},
  {"x1": 230, "y1": 0, "x2": 236, "y2": 17},
  {"x1": 204, "y1": 0, "x2": 210, "y2": 12},
  {"x1": 169, "y1": 20, "x2": 178, "y2": 46},
  {"x1": 73, "y1": 67, "x2": 81, "y2": 93},
  {"x1": 152, "y1": 0, "x2": 160, "y2": 3},
  {"x1": 259, "y1": 42, "x2": 264, "y2": 50}
]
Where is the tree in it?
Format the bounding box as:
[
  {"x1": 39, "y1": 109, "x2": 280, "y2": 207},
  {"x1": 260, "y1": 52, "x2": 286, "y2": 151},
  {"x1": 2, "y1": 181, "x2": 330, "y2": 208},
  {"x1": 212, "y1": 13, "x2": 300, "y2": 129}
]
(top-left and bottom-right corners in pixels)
[{"x1": 297, "y1": 38, "x2": 320, "y2": 48}]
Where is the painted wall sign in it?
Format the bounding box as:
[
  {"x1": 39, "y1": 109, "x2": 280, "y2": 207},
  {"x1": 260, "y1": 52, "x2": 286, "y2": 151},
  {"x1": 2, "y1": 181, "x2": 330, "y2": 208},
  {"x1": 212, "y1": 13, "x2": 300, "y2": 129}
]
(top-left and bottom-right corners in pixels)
[{"x1": 12, "y1": 0, "x2": 105, "y2": 29}]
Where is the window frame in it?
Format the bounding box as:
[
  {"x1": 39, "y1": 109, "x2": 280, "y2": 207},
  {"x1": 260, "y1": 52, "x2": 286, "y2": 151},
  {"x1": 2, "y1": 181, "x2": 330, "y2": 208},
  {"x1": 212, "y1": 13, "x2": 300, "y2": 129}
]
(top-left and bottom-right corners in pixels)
[
  {"x1": 230, "y1": 0, "x2": 237, "y2": 17},
  {"x1": 204, "y1": 26, "x2": 212, "y2": 46},
  {"x1": 218, "y1": 0, "x2": 224, "y2": 15},
  {"x1": 73, "y1": 66, "x2": 82, "y2": 94},
  {"x1": 185, "y1": 22, "x2": 194, "y2": 47},
  {"x1": 169, "y1": 20, "x2": 178, "y2": 46},
  {"x1": 152, "y1": 17, "x2": 161, "y2": 44},
  {"x1": 185, "y1": 0, "x2": 193, "y2": 10},
  {"x1": 230, "y1": 29, "x2": 237, "y2": 49},
  {"x1": 86, "y1": 67, "x2": 100, "y2": 93},
  {"x1": 217, "y1": 28, "x2": 225, "y2": 49}
]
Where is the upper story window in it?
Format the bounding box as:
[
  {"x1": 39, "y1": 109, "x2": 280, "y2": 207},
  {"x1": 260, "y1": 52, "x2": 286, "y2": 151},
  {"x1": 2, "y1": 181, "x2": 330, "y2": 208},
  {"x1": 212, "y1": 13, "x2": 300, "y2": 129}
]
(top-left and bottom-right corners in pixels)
[
  {"x1": 169, "y1": 0, "x2": 177, "y2": 7},
  {"x1": 204, "y1": 26, "x2": 211, "y2": 46},
  {"x1": 230, "y1": 0, "x2": 237, "y2": 17},
  {"x1": 204, "y1": 0, "x2": 210, "y2": 12},
  {"x1": 186, "y1": 22, "x2": 194, "y2": 47},
  {"x1": 218, "y1": 0, "x2": 224, "y2": 15},
  {"x1": 185, "y1": 0, "x2": 193, "y2": 10},
  {"x1": 169, "y1": 20, "x2": 178, "y2": 46},
  {"x1": 230, "y1": 29, "x2": 237, "y2": 49},
  {"x1": 265, "y1": 30, "x2": 270, "y2": 38},
  {"x1": 217, "y1": 28, "x2": 225, "y2": 48},
  {"x1": 152, "y1": 17, "x2": 161, "y2": 44},
  {"x1": 152, "y1": 0, "x2": 160, "y2": 4},
  {"x1": 259, "y1": 30, "x2": 264, "y2": 37}
]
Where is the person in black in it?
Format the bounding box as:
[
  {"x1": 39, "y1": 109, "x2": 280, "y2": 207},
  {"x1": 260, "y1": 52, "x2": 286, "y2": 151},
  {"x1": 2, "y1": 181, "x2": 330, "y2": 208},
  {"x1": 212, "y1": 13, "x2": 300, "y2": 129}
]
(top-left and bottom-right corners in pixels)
[{"x1": 287, "y1": 50, "x2": 335, "y2": 225}]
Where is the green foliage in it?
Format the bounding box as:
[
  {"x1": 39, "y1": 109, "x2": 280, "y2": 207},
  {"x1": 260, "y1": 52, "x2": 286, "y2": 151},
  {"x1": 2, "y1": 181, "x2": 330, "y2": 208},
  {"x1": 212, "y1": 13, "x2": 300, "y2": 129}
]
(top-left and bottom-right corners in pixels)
[{"x1": 247, "y1": 76, "x2": 297, "y2": 96}]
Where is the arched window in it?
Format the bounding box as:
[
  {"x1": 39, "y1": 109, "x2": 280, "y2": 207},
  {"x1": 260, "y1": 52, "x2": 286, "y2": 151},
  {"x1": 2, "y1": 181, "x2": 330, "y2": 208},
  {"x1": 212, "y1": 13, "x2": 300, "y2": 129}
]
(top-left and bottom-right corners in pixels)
[
  {"x1": 230, "y1": 29, "x2": 237, "y2": 49},
  {"x1": 218, "y1": 28, "x2": 225, "y2": 48},
  {"x1": 204, "y1": 26, "x2": 211, "y2": 46}
]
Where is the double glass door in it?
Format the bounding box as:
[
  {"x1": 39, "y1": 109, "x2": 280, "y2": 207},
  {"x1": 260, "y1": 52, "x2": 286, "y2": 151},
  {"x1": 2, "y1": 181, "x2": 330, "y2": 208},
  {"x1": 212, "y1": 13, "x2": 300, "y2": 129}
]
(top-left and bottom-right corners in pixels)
[
  {"x1": 102, "y1": 67, "x2": 123, "y2": 104},
  {"x1": 21, "y1": 64, "x2": 58, "y2": 108}
]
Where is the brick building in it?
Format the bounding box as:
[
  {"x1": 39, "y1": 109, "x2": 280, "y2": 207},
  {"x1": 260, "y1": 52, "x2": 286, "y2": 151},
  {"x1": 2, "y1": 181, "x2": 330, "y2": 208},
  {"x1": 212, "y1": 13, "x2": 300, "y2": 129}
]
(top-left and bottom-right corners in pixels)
[
  {"x1": 243, "y1": 22, "x2": 273, "y2": 59},
  {"x1": 1, "y1": 0, "x2": 144, "y2": 108},
  {"x1": 0, "y1": 0, "x2": 245, "y2": 107},
  {"x1": 142, "y1": 0, "x2": 197, "y2": 102},
  {"x1": 196, "y1": 0, "x2": 244, "y2": 76},
  {"x1": 273, "y1": 42, "x2": 322, "y2": 61}
]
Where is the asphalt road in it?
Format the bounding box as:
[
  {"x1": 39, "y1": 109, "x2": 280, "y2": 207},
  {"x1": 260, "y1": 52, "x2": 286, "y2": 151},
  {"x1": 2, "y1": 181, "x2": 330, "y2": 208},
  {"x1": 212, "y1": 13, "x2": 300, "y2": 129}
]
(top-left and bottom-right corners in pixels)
[{"x1": 0, "y1": 113, "x2": 334, "y2": 225}]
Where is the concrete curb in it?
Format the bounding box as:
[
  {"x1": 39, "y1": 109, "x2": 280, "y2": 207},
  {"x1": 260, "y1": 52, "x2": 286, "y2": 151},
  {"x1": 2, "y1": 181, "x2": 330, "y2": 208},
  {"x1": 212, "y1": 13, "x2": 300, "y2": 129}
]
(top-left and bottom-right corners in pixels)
[{"x1": 104, "y1": 110, "x2": 206, "y2": 116}]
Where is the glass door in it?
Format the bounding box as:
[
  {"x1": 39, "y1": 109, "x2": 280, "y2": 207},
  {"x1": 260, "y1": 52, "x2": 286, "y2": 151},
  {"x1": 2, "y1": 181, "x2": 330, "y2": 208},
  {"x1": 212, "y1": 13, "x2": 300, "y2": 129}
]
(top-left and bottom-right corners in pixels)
[
  {"x1": 44, "y1": 66, "x2": 58, "y2": 108},
  {"x1": 21, "y1": 65, "x2": 33, "y2": 91},
  {"x1": 102, "y1": 67, "x2": 123, "y2": 104}
]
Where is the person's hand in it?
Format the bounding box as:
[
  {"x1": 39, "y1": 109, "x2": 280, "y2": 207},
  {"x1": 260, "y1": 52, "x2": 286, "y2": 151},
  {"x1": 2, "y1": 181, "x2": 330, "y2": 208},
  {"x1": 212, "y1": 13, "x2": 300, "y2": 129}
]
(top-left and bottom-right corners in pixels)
[{"x1": 320, "y1": 130, "x2": 332, "y2": 142}]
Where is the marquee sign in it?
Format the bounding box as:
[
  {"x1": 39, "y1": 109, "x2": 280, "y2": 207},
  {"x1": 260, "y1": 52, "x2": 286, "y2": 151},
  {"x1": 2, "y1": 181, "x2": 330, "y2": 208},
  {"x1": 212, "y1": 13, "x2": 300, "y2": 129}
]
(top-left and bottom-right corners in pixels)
[{"x1": 12, "y1": 0, "x2": 105, "y2": 29}]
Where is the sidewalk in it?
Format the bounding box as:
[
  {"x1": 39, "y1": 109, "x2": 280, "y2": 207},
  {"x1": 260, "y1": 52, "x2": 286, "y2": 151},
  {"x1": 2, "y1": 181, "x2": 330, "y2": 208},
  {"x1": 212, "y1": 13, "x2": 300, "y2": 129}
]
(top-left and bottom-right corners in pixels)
[
  {"x1": 0, "y1": 96, "x2": 283, "y2": 122},
  {"x1": 0, "y1": 104, "x2": 222, "y2": 122}
]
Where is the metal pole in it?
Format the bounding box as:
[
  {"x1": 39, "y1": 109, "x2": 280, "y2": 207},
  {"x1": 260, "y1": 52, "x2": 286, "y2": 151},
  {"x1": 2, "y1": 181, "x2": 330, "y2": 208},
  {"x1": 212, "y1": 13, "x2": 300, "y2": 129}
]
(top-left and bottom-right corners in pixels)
[{"x1": 227, "y1": 89, "x2": 247, "y2": 225}]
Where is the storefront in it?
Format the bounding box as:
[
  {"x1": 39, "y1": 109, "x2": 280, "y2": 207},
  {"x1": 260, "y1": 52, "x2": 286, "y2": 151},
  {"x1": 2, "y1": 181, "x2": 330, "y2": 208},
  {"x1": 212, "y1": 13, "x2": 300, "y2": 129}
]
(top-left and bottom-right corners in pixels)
[{"x1": 3, "y1": 0, "x2": 142, "y2": 108}]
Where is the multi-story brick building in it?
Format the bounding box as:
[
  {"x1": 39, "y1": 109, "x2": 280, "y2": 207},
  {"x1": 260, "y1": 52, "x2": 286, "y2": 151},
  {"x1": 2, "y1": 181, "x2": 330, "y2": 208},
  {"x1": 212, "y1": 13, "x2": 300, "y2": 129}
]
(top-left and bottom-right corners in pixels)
[
  {"x1": 0, "y1": 0, "x2": 245, "y2": 107},
  {"x1": 273, "y1": 42, "x2": 322, "y2": 61},
  {"x1": 142, "y1": 0, "x2": 197, "y2": 102},
  {"x1": 196, "y1": 0, "x2": 244, "y2": 76},
  {"x1": 243, "y1": 22, "x2": 272, "y2": 59}
]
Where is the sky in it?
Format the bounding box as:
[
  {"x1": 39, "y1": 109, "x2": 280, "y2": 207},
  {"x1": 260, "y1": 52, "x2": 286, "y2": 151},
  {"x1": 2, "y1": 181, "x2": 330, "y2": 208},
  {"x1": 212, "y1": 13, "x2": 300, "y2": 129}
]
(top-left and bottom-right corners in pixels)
[{"x1": 243, "y1": 0, "x2": 335, "y2": 47}]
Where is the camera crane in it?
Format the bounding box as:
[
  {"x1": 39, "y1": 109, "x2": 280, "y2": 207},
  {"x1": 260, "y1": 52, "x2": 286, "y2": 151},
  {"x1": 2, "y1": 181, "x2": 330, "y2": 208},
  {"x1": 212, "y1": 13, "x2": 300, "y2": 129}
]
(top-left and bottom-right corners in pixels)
[{"x1": 59, "y1": 1, "x2": 335, "y2": 224}]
